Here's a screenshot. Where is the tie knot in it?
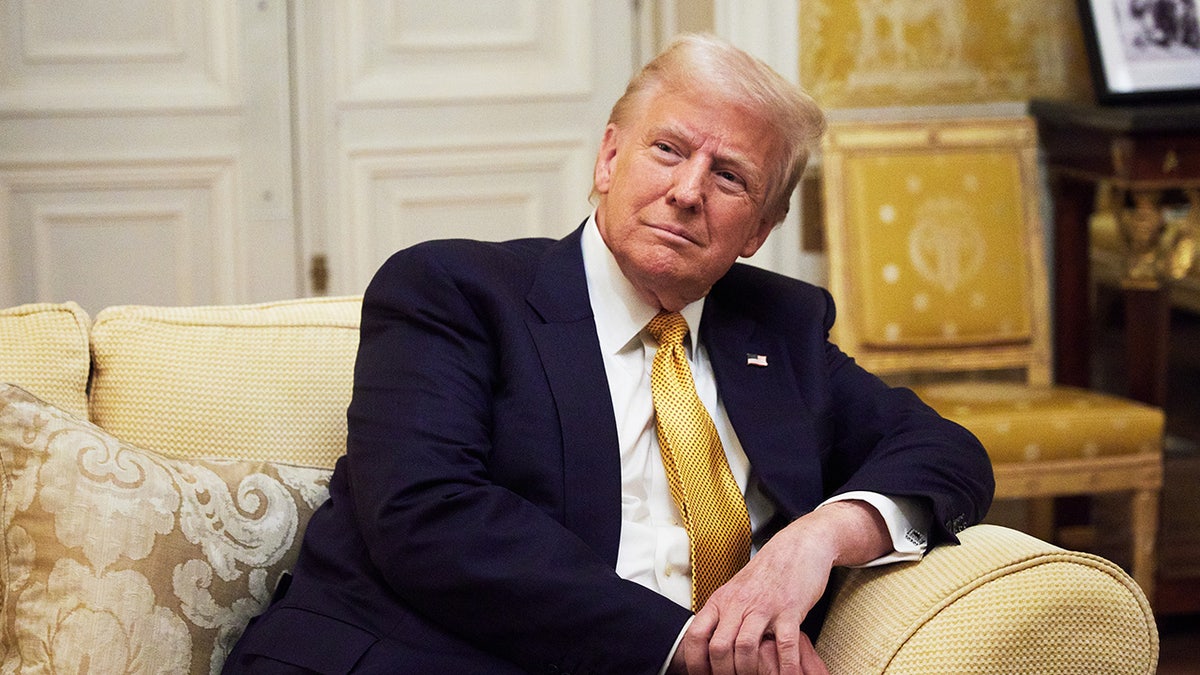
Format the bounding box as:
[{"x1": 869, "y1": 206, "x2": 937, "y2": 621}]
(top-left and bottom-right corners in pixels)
[{"x1": 647, "y1": 311, "x2": 689, "y2": 348}]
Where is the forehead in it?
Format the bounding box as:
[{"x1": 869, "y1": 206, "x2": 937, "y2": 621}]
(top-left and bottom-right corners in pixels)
[{"x1": 634, "y1": 88, "x2": 777, "y2": 171}]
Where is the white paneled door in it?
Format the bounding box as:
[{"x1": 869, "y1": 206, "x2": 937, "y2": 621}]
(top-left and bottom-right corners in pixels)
[
  {"x1": 0, "y1": 0, "x2": 295, "y2": 315},
  {"x1": 0, "y1": 0, "x2": 637, "y2": 312},
  {"x1": 294, "y1": 0, "x2": 635, "y2": 295}
]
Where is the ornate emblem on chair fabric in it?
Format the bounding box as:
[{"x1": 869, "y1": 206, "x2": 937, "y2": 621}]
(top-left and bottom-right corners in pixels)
[{"x1": 907, "y1": 197, "x2": 986, "y2": 294}]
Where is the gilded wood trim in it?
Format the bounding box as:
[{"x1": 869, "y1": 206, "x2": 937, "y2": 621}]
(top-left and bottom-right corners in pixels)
[{"x1": 992, "y1": 453, "x2": 1164, "y2": 499}]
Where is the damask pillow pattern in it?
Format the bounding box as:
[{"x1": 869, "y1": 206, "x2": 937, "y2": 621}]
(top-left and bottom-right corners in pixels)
[{"x1": 0, "y1": 383, "x2": 332, "y2": 674}]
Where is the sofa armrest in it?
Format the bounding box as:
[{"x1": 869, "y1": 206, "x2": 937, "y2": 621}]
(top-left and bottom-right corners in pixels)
[{"x1": 816, "y1": 524, "x2": 1158, "y2": 674}]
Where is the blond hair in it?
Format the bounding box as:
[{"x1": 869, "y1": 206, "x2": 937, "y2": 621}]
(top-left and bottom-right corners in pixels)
[{"x1": 605, "y1": 34, "x2": 825, "y2": 222}]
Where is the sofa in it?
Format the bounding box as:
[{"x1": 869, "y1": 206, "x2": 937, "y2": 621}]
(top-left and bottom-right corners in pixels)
[{"x1": 0, "y1": 298, "x2": 1159, "y2": 674}]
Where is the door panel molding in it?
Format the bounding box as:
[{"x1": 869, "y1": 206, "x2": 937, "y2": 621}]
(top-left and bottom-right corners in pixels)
[
  {"x1": 341, "y1": 136, "x2": 592, "y2": 289},
  {"x1": 338, "y1": 0, "x2": 592, "y2": 105},
  {"x1": 0, "y1": 156, "x2": 240, "y2": 312},
  {"x1": 300, "y1": 0, "x2": 634, "y2": 296},
  {"x1": 0, "y1": 0, "x2": 239, "y2": 115}
]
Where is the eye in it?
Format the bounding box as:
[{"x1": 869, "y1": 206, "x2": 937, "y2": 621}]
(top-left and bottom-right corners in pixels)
[
  {"x1": 715, "y1": 170, "x2": 745, "y2": 189},
  {"x1": 653, "y1": 141, "x2": 678, "y2": 155}
]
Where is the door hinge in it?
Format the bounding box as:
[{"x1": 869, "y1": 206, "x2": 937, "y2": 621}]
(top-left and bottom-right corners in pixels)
[{"x1": 309, "y1": 254, "x2": 329, "y2": 296}]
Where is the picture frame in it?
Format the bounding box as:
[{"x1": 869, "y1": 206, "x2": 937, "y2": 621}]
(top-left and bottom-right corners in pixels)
[{"x1": 1077, "y1": 0, "x2": 1200, "y2": 103}]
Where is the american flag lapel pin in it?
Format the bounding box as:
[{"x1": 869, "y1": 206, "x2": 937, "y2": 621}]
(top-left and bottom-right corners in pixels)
[{"x1": 746, "y1": 353, "x2": 768, "y2": 367}]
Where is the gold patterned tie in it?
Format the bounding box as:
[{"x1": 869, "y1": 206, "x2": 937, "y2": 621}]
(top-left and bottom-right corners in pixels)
[{"x1": 647, "y1": 311, "x2": 752, "y2": 611}]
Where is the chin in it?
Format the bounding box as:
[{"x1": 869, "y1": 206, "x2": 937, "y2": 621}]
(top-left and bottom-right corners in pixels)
[{"x1": 630, "y1": 247, "x2": 687, "y2": 280}]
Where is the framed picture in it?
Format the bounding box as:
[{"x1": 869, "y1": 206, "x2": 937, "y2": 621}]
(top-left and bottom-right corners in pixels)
[{"x1": 1077, "y1": 0, "x2": 1200, "y2": 103}]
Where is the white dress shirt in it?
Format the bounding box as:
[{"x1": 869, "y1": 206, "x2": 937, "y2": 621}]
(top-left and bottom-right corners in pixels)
[{"x1": 579, "y1": 215, "x2": 930, "y2": 613}]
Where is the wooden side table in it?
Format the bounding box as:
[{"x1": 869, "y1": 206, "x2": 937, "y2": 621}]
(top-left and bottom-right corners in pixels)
[
  {"x1": 1029, "y1": 99, "x2": 1200, "y2": 407},
  {"x1": 1030, "y1": 99, "x2": 1200, "y2": 615}
]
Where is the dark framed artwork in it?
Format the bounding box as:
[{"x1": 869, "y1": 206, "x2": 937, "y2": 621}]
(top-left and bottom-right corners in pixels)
[{"x1": 1077, "y1": 0, "x2": 1200, "y2": 103}]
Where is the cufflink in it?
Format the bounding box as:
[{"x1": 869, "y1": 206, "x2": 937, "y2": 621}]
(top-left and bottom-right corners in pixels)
[
  {"x1": 905, "y1": 528, "x2": 927, "y2": 547},
  {"x1": 945, "y1": 514, "x2": 968, "y2": 534}
]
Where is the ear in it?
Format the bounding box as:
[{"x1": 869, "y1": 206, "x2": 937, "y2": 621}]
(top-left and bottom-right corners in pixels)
[
  {"x1": 739, "y1": 217, "x2": 777, "y2": 258},
  {"x1": 593, "y1": 124, "x2": 620, "y2": 195}
]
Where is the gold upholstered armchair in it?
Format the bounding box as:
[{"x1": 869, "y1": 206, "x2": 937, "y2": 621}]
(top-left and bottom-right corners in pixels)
[{"x1": 819, "y1": 116, "x2": 1164, "y2": 602}]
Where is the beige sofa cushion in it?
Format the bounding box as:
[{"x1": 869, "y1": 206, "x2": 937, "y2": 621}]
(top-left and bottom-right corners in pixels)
[
  {"x1": 0, "y1": 302, "x2": 90, "y2": 419},
  {"x1": 0, "y1": 383, "x2": 332, "y2": 674},
  {"x1": 89, "y1": 297, "x2": 361, "y2": 469}
]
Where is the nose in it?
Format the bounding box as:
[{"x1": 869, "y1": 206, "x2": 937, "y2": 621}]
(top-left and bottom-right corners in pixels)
[{"x1": 667, "y1": 158, "x2": 706, "y2": 211}]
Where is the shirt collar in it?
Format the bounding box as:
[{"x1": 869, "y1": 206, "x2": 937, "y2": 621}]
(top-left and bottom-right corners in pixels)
[{"x1": 581, "y1": 212, "x2": 705, "y2": 357}]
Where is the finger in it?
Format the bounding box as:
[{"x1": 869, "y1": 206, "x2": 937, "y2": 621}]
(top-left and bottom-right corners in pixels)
[
  {"x1": 758, "y1": 635, "x2": 781, "y2": 675},
  {"x1": 700, "y1": 604, "x2": 744, "y2": 675},
  {"x1": 797, "y1": 632, "x2": 830, "y2": 675},
  {"x1": 771, "y1": 622, "x2": 803, "y2": 675},
  {"x1": 728, "y1": 614, "x2": 770, "y2": 675},
  {"x1": 682, "y1": 610, "x2": 718, "y2": 675}
]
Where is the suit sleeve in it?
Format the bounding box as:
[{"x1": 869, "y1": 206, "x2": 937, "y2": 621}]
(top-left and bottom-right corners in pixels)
[
  {"x1": 343, "y1": 246, "x2": 690, "y2": 674},
  {"x1": 816, "y1": 288, "x2": 995, "y2": 546}
]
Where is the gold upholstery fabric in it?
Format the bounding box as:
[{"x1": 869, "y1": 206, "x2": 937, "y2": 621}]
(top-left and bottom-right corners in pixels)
[
  {"x1": 817, "y1": 524, "x2": 1158, "y2": 674},
  {"x1": 89, "y1": 297, "x2": 361, "y2": 469},
  {"x1": 913, "y1": 382, "x2": 1163, "y2": 462},
  {"x1": 0, "y1": 383, "x2": 332, "y2": 675},
  {"x1": 841, "y1": 149, "x2": 1031, "y2": 348},
  {"x1": 0, "y1": 302, "x2": 90, "y2": 419}
]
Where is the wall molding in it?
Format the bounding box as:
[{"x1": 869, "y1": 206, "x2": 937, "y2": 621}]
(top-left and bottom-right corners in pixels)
[
  {"x1": 0, "y1": 155, "x2": 241, "y2": 305},
  {"x1": 0, "y1": 0, "x2": 239, "y2": 116},
  {"x1": 31, "y1": 202, "x2": 192, "y2": 304},
  {"x1": 336, "y1": 0, "x2": 591, "y2": 106},
  {"x1": 340, "y1": 137, "x2": 591, "y2": 287}
]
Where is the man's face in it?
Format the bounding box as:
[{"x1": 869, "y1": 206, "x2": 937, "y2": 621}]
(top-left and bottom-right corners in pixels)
[{"x1": 593, "y1": 87, "x2": 780, "y2": 311}]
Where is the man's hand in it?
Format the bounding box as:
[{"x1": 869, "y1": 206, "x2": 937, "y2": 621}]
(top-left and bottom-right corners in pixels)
[{"x1": 668, "y1": 500, "x2": 891, "y2": 674}]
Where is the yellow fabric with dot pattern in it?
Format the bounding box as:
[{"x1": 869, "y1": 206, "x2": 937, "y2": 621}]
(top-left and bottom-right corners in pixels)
[
  {"x1": 844, "y1": 150, "x2": 1032, "y2": 347},
  {"x1": 913, "y1": 382, "x2": 1163, "y2": 463}
]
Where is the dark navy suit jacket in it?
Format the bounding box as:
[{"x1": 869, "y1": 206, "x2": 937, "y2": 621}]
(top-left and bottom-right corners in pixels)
[{"x1": 225, "y1": 225, "x2": 993, "y2": 675}]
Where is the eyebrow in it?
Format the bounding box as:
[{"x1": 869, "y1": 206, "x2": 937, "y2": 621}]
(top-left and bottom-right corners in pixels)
[{"x1": 650, "y1": 122, "x2": 765, "y2": 187}]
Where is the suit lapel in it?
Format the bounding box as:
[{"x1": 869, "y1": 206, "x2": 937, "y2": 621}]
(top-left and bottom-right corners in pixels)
[
  {"x1": 525, "y1": 226, "x2": 623, "y2": 566},
  {"x1": 702, "y1": 299, "x2": 825, "y2": 519},
  {"x1": 524, "y1": 228, "x2": 826, "y2": 559}
]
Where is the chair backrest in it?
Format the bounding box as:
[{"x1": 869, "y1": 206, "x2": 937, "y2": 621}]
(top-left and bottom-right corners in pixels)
[{"x1": 821, "y1": 117, "x2": 1053, "y2": 386}]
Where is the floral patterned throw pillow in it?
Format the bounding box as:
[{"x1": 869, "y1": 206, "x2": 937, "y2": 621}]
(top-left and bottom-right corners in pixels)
[{"x1": 0, "y1": 383, "x2": 332, "y2": 674}]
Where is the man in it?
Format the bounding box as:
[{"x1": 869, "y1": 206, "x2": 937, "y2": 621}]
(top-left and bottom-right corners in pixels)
[{"x1": 225, "y1": 34, "x2": 993, "y2": 675}]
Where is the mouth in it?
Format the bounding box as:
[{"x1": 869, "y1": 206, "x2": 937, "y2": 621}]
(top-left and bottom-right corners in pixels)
[{"x1": 647, "y1": 221, "x2": 700, "y2": 246}]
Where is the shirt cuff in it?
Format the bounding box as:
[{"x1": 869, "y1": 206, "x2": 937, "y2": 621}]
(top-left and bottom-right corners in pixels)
[
  {"x1": 820, "y1": 491, "x2": 930, "y2": 568},
  {"x1": 659, "y1": 615, "x2": 694, "y2": 675}
]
